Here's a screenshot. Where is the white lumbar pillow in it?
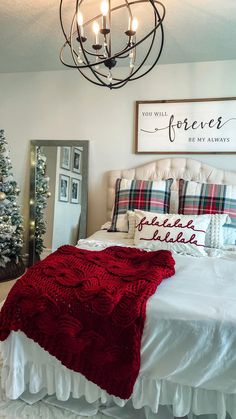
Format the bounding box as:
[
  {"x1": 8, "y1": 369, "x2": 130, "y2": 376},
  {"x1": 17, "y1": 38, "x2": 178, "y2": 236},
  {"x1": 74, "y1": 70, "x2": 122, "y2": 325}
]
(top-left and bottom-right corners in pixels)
[
  {"x1": 133, "y1": 210, "x2": 212, "y2": 256},
  {"x1": 128, "y1": 210, "x2": 229, "y2": 249}
]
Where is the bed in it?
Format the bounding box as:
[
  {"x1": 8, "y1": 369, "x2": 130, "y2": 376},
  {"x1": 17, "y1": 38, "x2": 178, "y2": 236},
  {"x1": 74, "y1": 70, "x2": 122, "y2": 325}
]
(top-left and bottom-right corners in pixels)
[{"x1": 1, "y1": 157, "x2": 236, "y2": 419}]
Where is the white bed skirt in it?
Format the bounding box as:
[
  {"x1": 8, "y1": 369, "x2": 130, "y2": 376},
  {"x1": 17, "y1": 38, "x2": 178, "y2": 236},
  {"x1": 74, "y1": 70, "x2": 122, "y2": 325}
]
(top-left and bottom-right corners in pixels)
[{"x1": 0, "y1": 332, "x2": 235, "y2": 419}]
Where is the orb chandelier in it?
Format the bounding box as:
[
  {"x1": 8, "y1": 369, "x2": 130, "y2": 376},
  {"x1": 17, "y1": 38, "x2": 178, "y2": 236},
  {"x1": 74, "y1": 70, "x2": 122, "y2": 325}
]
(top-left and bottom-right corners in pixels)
[{"x1": 59, "y1": 0, "x2": 165, "y2": 89}]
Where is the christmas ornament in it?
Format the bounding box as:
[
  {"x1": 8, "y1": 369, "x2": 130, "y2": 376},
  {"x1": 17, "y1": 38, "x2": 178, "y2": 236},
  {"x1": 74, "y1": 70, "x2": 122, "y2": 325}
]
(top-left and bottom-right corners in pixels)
[{"x1": 0, "y1": 191, "x2": 6, "y2": 201}]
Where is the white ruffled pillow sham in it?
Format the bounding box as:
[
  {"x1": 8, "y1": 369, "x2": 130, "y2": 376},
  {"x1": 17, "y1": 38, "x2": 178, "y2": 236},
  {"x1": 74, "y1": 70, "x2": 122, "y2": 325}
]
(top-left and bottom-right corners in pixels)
[{"x1": 133, "y1": 210, "x2": 211, "y2": 256}]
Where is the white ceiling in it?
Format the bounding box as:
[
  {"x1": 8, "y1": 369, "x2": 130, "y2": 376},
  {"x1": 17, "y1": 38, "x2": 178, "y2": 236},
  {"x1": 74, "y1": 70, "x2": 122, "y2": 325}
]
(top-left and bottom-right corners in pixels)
[{"x1": 0, "y1": 0, "x2": 235, "y2": 73}]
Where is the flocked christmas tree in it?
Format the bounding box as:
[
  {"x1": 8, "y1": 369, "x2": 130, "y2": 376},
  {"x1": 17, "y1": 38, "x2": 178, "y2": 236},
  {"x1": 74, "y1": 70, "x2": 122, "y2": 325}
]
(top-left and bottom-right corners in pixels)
[
  {"x1": 0, "y1": 130, "x2": 24, "y2": 268},
  {"x1": 35, "y1": 146, "x2": 51, "y2": 256}
]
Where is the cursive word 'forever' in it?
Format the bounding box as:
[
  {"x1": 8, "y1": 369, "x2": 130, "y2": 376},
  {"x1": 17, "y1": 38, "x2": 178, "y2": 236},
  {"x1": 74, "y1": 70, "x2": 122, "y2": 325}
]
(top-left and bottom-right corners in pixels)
[{"x1": 141, "y1": 114, "x2": 236, "y2": 142}]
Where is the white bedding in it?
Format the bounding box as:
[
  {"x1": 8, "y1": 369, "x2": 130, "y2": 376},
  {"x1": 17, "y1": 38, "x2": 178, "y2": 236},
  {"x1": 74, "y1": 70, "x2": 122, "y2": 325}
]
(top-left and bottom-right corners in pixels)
[{"x1": 1, "y1": 231, "x2": 236, "y2": 419}]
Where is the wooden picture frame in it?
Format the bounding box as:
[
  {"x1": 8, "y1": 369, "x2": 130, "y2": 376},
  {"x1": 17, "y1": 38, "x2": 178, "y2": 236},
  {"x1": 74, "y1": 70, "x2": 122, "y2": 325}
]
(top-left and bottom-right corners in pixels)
[
  {"x1": 58, "y1": 174, "x2": 70, "y2": 202},
  {"x1": 135, "y1": 97, "x2": 236, "y2": 154}
]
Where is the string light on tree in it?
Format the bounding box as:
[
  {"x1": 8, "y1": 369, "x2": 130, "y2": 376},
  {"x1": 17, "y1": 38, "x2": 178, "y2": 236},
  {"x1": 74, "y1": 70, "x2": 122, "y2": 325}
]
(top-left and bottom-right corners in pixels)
[{"x1": 35, "y1": 147, "x2": 51, "y2": 256}]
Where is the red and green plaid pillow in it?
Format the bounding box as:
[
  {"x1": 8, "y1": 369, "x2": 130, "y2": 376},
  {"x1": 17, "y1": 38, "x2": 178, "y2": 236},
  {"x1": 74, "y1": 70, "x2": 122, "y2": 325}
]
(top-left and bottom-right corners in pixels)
[
  {"x1": 179, "y1": 179, "x2": 236, "y2": 228},
  {"x1": 109, "y1": 178, "x2": 173, "y2": 232}
]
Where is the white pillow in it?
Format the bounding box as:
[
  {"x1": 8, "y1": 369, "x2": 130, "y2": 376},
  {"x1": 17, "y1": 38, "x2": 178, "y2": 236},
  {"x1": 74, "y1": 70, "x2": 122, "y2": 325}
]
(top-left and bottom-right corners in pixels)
[
  {"x1": 205, "y1": 213, "x2": 230, "y2": 248},
  {"x1": 223, "y1": 226, "x2": 236, "y2": 245},
  {"x1": 133, "y1": 211, "x2": 212, "y2": 256},
  {"x1": 127, "y1": 210, "x2": 136, "y2": 238},
  {"x1": 128, "y1": 210, "x2": 229, "y2": 249},
  {"x1": 100, "y1": 221, "x2": 112, "y2": 230}
]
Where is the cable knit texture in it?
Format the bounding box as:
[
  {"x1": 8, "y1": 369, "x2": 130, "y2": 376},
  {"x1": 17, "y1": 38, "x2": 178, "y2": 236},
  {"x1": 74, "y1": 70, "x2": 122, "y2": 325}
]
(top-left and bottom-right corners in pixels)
[{"x1": 0, "y1": 245, "x2": 175, "y2": 399}]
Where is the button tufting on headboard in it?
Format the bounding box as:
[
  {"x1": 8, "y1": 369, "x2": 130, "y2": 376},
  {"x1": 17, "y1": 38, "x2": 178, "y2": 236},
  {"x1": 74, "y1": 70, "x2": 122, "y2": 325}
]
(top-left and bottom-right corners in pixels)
[{"x1": 106, "y1": 158, "x2": 236, "y2": 220}]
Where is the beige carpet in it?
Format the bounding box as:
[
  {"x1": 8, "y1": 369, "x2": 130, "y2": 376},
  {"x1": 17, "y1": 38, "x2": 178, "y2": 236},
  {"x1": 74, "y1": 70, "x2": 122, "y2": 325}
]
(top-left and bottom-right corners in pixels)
[
  {"x1": 0, "y1": 279, "x2": 17, "y2": 302},
  {"x1": 0, "y1": 397, "x2": 107, "y2": 419}
]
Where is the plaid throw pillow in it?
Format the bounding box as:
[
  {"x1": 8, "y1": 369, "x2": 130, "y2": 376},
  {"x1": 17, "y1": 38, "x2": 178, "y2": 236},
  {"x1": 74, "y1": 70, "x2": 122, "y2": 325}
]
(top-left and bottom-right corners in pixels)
[
  {"x1": 109, "y1": 178, "x2": 173, "y2": 232},
  {"x1": 179, "y1": 179, "x2": 236, "y2": 228}
]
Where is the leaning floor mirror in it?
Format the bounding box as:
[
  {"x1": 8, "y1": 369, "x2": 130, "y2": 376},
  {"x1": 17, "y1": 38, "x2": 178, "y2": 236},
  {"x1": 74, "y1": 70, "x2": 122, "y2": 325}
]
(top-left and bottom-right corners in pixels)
[{"x1": 29, "y1": 140, "x2": 89, "y2": 266}]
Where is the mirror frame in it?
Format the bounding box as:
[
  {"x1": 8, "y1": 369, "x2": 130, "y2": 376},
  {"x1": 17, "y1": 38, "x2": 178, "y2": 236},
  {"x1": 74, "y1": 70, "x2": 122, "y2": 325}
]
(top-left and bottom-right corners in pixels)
[{"x1": 29, "y1": 140, "x2": 89, "y2": 266}]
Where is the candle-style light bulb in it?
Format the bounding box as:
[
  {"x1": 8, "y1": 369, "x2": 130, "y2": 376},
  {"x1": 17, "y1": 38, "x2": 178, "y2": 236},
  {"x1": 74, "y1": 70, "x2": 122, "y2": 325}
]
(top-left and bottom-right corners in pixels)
[
  {"x1": 131, "y1": 17, "x2": 138, "y2": 32},
  {"x1": 101, "y1": 1, "x2": 109, "y2": 30},
  {"x1": 93, "y1": 21, "x2": 100, "y2": 44},
  {"x1": 93, "y1": 21, "x2": 100, "y2": 34},
  {"x1": 77, "y1": 11, "x2": 84, "y2": 37},
  {"x1": 77, "y1": 11, "x2": 83, "y2": 26},
  {"x1": 128, "y1": 17, "x2": 131, "y2": 30},
  {"x1": 101, "y1": 0, "x2": 109, "y2": 16}
]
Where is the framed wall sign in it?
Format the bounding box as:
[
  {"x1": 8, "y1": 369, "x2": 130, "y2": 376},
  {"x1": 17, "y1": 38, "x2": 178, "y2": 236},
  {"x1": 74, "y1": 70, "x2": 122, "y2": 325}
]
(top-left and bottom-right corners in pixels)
[{"x1": 135, "y1": 98, "x2": 236, "y2": 154}]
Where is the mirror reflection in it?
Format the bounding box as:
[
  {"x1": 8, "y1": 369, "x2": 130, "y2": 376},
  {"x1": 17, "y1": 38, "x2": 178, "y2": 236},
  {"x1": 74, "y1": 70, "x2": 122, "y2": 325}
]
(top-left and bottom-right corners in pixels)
[{"x1": 29, "y1": 140, "x2": 89, "y2": 266}]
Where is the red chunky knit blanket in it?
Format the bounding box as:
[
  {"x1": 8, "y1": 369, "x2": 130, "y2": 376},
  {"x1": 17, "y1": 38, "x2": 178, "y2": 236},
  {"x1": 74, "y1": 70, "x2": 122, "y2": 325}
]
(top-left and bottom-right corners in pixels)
[{"x1": 0, "y1": 245, "x2": 175, "y2": 399}]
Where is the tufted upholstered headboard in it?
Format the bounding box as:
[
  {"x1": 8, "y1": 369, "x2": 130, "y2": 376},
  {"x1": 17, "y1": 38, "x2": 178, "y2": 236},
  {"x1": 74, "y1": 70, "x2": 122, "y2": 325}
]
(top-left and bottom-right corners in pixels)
[{"x1": 107, "y1": 158, "x2": 236, "y2": 220}]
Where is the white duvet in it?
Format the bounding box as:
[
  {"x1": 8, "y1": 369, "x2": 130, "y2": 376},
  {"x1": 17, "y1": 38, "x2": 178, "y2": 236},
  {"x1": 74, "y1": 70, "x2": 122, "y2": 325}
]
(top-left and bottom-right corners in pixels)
[{"x1": 1, "y1": 231, "x2": 236, "y2": 418}]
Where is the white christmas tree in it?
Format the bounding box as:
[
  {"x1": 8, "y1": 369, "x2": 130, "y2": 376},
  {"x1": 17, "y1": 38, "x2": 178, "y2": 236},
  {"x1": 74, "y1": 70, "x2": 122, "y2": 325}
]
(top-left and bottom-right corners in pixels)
[
  {"x1": 35, "y1": 146, "x2": 50, "y2": 256},
  {"x1": 0, "y1": 130, "x2": 24, "y2": 267}
]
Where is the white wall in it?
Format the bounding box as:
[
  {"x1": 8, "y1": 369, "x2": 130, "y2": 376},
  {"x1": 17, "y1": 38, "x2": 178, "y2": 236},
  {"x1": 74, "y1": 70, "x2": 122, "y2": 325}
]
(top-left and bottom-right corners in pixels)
[
  {"x1": 52, "y1": 147, "x2": 82, "y2": 251},
  {"x1": 0, "y1": 60, "x2": 236, "y2": 253}
]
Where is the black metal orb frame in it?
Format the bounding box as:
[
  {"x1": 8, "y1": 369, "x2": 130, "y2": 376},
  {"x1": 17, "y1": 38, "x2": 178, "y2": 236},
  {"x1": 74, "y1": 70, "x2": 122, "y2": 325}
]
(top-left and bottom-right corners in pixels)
[{"x1": 59, "y1": 0, "x2": 165, "y2": 89}]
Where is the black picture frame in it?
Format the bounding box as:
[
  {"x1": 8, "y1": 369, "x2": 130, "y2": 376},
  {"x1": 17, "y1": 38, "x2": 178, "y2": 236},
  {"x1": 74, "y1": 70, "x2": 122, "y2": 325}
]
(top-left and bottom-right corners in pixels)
[
  {"x1": 70, "y1": 178, "x2": 80, "y2": 204},
  {"x1": 72, "y1": 148, "x2": 82, "y2": 173},
  {"x1": 59, "y1": 174, "x2": 70, "y2": 202}
]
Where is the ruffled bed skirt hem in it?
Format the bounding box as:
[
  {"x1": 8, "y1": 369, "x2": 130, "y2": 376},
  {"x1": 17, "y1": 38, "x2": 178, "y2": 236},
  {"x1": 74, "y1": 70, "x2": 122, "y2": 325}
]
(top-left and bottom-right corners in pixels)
[{"x1": 0, "y1": 336, "x2": 235, "y2": 419}]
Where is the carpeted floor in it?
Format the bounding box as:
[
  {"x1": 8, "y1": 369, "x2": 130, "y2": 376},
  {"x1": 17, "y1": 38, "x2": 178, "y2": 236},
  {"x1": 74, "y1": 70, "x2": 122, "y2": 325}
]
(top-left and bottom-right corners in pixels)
[
  {"x1": 0, "y1": 397, "x2": 106, "y2": 419},
  {"x1": 0, "y1": 390, "x2": 171, "y2": 419},
  {"x1": 0, "y1": 385, "x2": 153, "y2": 419},
  {"x1": 0, "y1": 278, "x2": 17, "y2": 302},
  {"x1": 0, "y1": 375, "x2": 108, "y2": 419}
]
